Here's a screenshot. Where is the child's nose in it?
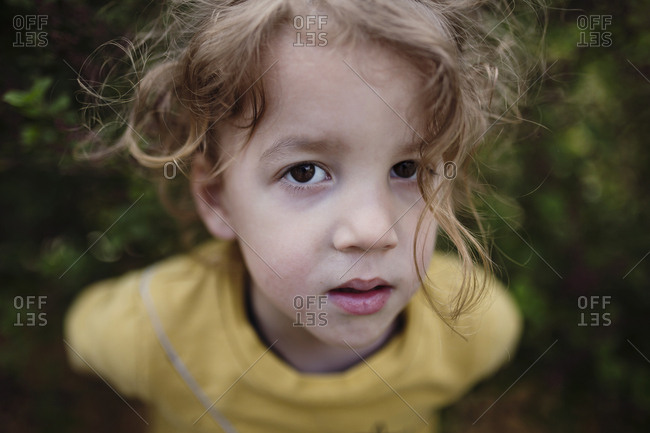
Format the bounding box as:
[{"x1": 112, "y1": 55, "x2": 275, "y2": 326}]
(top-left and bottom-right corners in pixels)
[{"x1": 331, "y1": 188, "x2": 399, "y2": 253}]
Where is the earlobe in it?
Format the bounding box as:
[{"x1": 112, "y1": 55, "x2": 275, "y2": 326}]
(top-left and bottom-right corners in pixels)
[{"x1": 191, "y1": 158, "x2": 237, "y2": 240}]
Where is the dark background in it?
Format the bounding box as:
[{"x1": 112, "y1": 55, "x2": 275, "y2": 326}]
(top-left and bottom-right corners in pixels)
[{"x1": 1, "y1": 0, "x2": 649, "y2": 431}]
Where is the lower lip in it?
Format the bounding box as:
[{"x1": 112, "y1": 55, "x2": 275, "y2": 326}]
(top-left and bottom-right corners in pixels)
[{"x1": 327, "y1": 287, "x2": 392, "y2": 315}]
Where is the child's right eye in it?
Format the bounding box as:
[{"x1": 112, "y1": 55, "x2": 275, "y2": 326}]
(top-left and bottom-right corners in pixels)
[
  {"x1": 390, "y1": 160, "x2": 418, "y2": 180},
  {"x1": 283, "y1": 163, "x2": 329, "y2": 185}
]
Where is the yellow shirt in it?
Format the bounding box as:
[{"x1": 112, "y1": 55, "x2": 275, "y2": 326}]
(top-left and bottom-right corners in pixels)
[{"x1": 65, "y1": 240, "x2": 521, "y2": 433}]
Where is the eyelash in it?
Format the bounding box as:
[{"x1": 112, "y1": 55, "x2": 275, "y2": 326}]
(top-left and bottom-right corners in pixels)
[
  {"x1": 279, "y1": 162, "x2": 331, "y2": 193},
  {"x1": 282, "y1": 182, "x2": 317, "y2": 195}
]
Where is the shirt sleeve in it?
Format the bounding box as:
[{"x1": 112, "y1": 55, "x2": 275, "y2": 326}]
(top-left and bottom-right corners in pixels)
[{"x1": 64, "y1": 270, "x2": 152, "y2": 401}]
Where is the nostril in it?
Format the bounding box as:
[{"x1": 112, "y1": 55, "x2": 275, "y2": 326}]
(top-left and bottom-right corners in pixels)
[{"x1": 332, "y1": 223, "x2": 398, "y2": 252}]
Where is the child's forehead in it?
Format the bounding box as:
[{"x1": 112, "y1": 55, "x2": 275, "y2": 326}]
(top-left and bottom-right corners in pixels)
[
  {"x1": 261, "y1": 30, "x2": 424, "y2": 119},
  {"x1": 221, "y1": 34, "x2": 427, "y2": 160},
  {"x1": 267, "y1": 29, "x2": 419, "y2": 83}
]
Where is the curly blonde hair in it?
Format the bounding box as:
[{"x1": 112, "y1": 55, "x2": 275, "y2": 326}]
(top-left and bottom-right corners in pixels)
[{"x1": 79, "y1": 0, "x2": 543, "y2": 322}]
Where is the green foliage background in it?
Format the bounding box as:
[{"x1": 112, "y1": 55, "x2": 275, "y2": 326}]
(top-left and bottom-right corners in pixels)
[{"x1": 1, "y1": 0, "x2": 648, "y2": 431}]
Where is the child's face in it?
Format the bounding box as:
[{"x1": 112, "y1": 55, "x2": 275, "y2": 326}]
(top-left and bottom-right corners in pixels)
[{"x1": 195, "y1": 31, "x2": 437, "y2": 350}]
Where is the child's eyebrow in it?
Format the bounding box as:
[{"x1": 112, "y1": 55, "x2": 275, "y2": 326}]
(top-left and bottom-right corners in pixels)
[
  {"x1": 260, "y1": 136, "x2": 342, "y2": 163},
  {"x1": 260, "y1": 135, "x2": 422, "y2": 163}
]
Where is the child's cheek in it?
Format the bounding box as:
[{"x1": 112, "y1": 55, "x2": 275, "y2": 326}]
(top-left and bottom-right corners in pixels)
[{"x1": 244, "y1": 231, "x2": 317, "y2": 286}]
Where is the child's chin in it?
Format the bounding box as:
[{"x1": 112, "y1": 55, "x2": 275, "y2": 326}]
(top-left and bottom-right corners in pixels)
[{"x1": 310, "y1": 320, "x2": 395, "y2": 350}]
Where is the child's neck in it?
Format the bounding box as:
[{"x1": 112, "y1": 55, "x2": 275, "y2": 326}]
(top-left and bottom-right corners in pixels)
[{"x1": 246, "y1": 285, "x2": 401, "y2": 374}]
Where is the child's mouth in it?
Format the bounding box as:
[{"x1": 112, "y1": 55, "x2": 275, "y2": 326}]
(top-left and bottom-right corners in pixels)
[
  {"x1": 328, "y1": 279, "x2": 392, "y2": 315},
  {"x1": 331, "y1": 286, "x2": 384, "y2": 293}
]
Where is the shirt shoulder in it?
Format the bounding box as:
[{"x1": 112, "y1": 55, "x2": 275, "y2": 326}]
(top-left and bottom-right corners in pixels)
[
  {"x1": 63, "y1": 240, "x2": 239, "y2": 401},
  {"x1": 411, "y1": 252, "x2": 522, "y2": 401},
  {"x1": 64, "y1": 266, "x2": 153, "y2": 399}
]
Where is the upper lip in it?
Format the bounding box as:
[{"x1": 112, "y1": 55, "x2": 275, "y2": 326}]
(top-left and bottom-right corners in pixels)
[{"x1": 333, "y1": 278, "x2": 391, "y2": 292}]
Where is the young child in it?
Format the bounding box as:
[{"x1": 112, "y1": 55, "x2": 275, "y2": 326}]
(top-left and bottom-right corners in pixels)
[{"x1": 66, "y1": 0, "x2": 532, "y2": 431}]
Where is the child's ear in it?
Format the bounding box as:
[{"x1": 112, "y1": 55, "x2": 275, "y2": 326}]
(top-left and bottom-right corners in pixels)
[{"x1": 191, "y1": 157, "x2": 237, "y2": 240}]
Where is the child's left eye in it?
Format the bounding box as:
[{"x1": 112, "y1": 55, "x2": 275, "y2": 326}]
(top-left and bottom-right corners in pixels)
[
  {"x1": 283, "y1": 163, "x2": 329, "y2": 185},
  {"x1": 390, "y1": 160, "x2": 418, "y2": 179}
]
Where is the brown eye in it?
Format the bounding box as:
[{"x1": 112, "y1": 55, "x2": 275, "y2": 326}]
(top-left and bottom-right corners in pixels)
[
  {"x1": 284, "y1": 163, "x2": 329, "y2": 185},
  {"x1": 289, "y1": 164, "x2": 315, "y2": 183},
  {"x1": 391, "y1": 160, "x2": 417, "y2": 179}
]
